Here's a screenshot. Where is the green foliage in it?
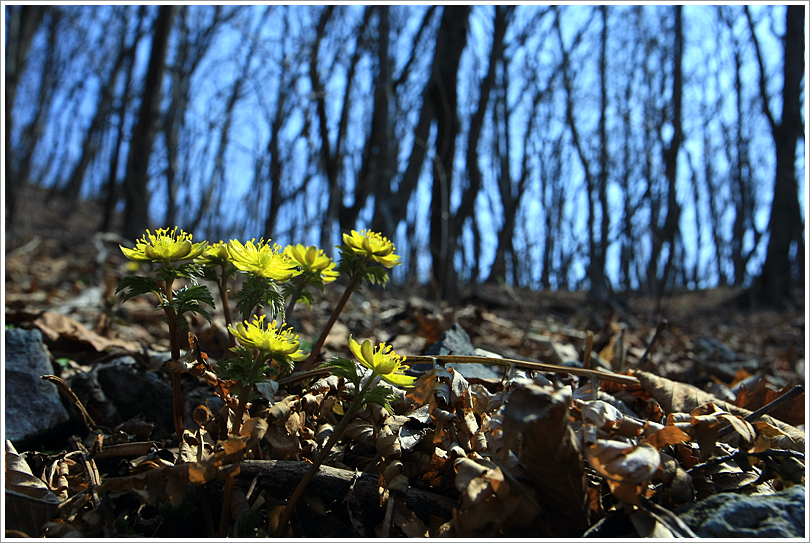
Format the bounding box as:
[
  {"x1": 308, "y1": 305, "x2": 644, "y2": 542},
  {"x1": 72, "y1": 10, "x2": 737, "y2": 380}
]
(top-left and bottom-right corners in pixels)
[
  {"x1": 336, "y1": 246, "x2": 389, "y2": 285},
  {"x1": 281, "y1": 281, "x2": 314, "y2": 308},
  {"x1": 322, "y1": 357, "x2": 362, "y2": 388},
  {"x1": 217, "y1": 346, "x2": 282, "y2": 392},
  {"x1": 322, "y1": 358, "x2": 397, "y2": 411},
  {"x1": 173, "y1": 284, "x2": 215, "y2": 323},
  {"x1": 115, "y1": 276, "x2": 161, "y2": 302},
  {"x1": 154, "y1": 262, "x2": 205, "y2": 284},
  {"x1": 234, "y1": 276, "x2": 286, "y2": 320},
  {"x1": 364, "y1": 385, "x2": 398, "y2": 413}
]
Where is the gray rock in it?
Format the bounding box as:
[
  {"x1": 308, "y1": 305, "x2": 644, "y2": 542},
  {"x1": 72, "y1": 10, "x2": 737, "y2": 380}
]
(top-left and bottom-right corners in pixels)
[
  {"x1": 95, "y1": 357, "x2": 174, "y2": 439},
  {"x1": 675, "y1": 486, "x2": 805, "y2": 538},
  {"x1": 5, "y1": 329, "x2": 70, "y2": 443}
]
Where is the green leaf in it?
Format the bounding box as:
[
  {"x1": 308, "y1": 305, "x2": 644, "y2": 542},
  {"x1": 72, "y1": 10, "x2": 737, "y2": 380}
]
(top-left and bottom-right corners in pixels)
[
  {"x1": 234, "y1": 277, "x2": 285, "y2": 321},
  {"x1": 322, "y1": 357, "x2": 362, "y2": 388},
  {"x1": 173, "y1": 284, "x2": 215, "y2": 323},
  {"x1": 219, "y1": 347, "x2": 280, "y2": 392},
  {"x1": 116, "y1": 276, "x2": 161, "y2": 303},
  {"x1": 363, "y1": 266, "x2": 389, "y2": 286},
  {"x1": 336, "y1": 247, "x2": 364, "y2": 277},
  {"x1": 177, "y1": 262, "x2": 205, "y2": 282},
  {"x1": 364, "y1": 385, "x2": 398, "y2": 413},
  {"x1": 200, "y1": 265, "x2": 221, "y2": 283},
  {"x1": 156, "y1": 265, "x2": 182, "y2": 283}
]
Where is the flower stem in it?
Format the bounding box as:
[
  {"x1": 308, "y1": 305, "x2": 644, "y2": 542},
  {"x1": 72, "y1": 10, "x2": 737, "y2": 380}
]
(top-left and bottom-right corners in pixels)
[
  {"x1": 298, "y1": 273, "x2": 361, "y2": 372},
  {"x1": 217, "y1": 272, "x2": 236, "y2": 348},
  {"x1": 162, "y1": 277, "x2": 185, "y2": 444},
  {"x1": 274, "y1": 374, "x2": 376, "y2": 536},
  {"x1": 284, "y1": 278, "x2": 308, "y2": 320},
  {"x1": 232, "y1": 350, "x2": 263, "y2": 436},
  {"x1": 218, "y1": 472, "x2": 236, "y2": 537}
]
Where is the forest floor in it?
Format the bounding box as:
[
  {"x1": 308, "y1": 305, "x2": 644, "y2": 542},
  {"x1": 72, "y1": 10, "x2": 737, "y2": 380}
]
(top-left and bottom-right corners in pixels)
[{"x1": 4, "y1": 186, "x2": 807, "y2": 538}]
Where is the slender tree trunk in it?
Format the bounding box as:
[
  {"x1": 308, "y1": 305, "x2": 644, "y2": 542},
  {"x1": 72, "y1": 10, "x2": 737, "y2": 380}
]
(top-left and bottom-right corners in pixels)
[
  {"x1": 122, "y1": 5, "x2": 175, "y2": 240},
  {"x1": 102, "y1": 7, "x2": 145, "y2": 232},
  {"x1": 652, "y1": 6, "x2": 684, "y2": 305},
  {"x1": 60, "y1": 11, "x2": 129, "y2": 204},
  {"x1": 5, "y1": 5, "x2": 47, "y2": 232},
  {"x1": 429, "y1": 6, "x2": 470, "y2": 301},
  {"x1": 745, "y1": 5, "x2": 805, "y2": 308},
  {"x1": 594, "y1": 5, "x2": 611, "y2": 302}
]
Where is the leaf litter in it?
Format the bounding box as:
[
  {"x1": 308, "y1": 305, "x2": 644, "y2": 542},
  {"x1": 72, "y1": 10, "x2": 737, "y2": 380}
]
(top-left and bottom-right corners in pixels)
[{"x1": 4, "y1": 231, "x2": 806, "y2": 537}]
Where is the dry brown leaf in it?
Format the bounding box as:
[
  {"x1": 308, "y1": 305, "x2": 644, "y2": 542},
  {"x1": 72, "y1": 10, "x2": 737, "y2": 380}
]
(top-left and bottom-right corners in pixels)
[
  {"x1": 752, "y1": 420, "x2": 804, "y2": 453},
  {"x1": 656, "y1": 452, "x2": 695, "y2": 505},
  {"x1": 392, "y1": 499, "x2": 429, "y2": 537},
  {"x1": 644, "y1": 425, "x2": 691, "y2": 450},
  {"x1": 5, "y1": 441, "x2": 61, "y2": 538},
  {"x1": 452, "y1": 463, "x2": 544, "y2": 537},
  {"x1": 264, "y1": 425, "x2": 302, "y2": 458},
  {"x1": 421, "y1": 446, "x2": 452, "y2": 487},
  {"x1": 737, "y1": 382, "x2": 806, "y2": 427},
  {"x1": 633, "y1": 370, "x2": 805, "y2": 449},
  {"x1": 405, "y1": 370, "x2": 438, "y2": 407},
  {"x1": 501, "y1": 380, "x2": 590, "y2": 536},
  {"x1": 98, "y1": 463, "x2": 192, "y2": 508},
  {"x1": 588, "y1": 440, "x2": 660, "y2": 485},
  {"x1": 31, "y1": 311, "x2": 142, "y2": 353}
]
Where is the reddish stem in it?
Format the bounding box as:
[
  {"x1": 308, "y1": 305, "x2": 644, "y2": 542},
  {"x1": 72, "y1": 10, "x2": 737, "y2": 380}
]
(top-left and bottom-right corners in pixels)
[{"x1": 298, "y1": 273, "x2": 361, "y2": 372}]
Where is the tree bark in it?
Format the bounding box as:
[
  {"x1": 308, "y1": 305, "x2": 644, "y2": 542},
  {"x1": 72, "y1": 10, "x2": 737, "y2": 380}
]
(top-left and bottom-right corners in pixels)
[
  {"x1": 122, "y1": 5, "x2": 175, "y2": 241},
  {"x1": 649, "y1": 6, "x2": 684, "y2": 306},
  {"x1": 5, "y1": 5, "x2": 47, "y2": 233},
  {"x1": 745, "y1": 5, "x2": 805, "y2": 308},
  {"x1": 428, "y1": 6, "x2": 470, "y2": 301}
]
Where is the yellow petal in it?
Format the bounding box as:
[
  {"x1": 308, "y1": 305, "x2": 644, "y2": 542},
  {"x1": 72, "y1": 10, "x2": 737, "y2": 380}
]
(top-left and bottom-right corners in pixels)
[
  {"x1": 347, "y1": 336, "x2": 363, "y2": 361},
  {"x1": 361, "y1": 339, "x2": 375, "y2": 366}
]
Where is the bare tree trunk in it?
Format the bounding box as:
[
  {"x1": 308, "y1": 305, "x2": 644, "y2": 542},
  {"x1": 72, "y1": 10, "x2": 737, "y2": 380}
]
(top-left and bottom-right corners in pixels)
[
  {"x1": 378, "y1": 7, "x2": 438, "y2": 238},
  {"x1": 745, "y1": 5, "x2": 805, "y2": 308},
  {"x1": 428, "y1": 5, "x2": 470, "y2": 302},
  {"x1": 594, "y1": 5, "x2": 611, "y2": 302},
  {"x1": 364, "y1": 6, "x2": 397, "y2": 237},
  {"x1": 122, "y1": 5, "x2": 175, "y2": 240},
  {"x1": 450, "y1": 5, "x2": 509, "y2": 285},
  {"x1": 59, "y1": 9, "x2": 129, "y2": 204},
  {"x1": 21, "y1": 10, "x2": 60, "y2": 206},
  {"x1": 5, "y1": 5, "x2": 47, "y2": 233},
  {"x1": 102, "y1": 6, "x2": 146, "y2": 232},
  {"x1": 651, "y1": 6, "x2": 684, "y2": 307}
]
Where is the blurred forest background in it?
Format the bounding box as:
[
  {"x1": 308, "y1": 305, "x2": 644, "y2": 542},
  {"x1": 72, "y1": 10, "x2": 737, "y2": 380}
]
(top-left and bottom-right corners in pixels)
[{"x1": 4, "y1": 4, "x2": 805, "y2": 307}]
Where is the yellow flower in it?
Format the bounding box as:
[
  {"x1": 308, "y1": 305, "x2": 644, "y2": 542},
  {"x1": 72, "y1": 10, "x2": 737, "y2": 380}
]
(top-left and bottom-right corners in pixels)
[
  {"x1": 284, "y1": 244, "x2": 339, "y2": 283},
  {"x1": 229, "y1": 314, "x2": 306, "y2": 359},
  {"x1": 347, "y1": 337, "x2": 415, "y2": 387},
  {"x1": 120, "y1": 227, "x2": 207, "y2": 263},
  {"x1": 196, "y1": 241, "x2": 230, "y2": 266},
  {"x1": 342, "y1": 230, "x2": 401, "y2": 268},
  {"x1": 227, "y1": 238, "x2": 302, "y2": 281}
]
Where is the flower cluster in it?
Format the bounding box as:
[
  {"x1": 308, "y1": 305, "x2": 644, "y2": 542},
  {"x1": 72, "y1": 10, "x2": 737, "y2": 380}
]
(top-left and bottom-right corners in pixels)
[
  {"x1": 342, "y1": 230, "x2": 401, "y2": 268},
  {"x1": 348, "y1": 336, "x2": 415, "y2": 387},
  {"x1": 284, "y1": 244, "x2": 339, "y2": 284},
  {"x1": 229, "y1": 314, "x2": 306, "y2": 361},
  {"x1": 120, "y1": 227, "x2": 207, "y2": 263},
  {"x1": 228, "y1": 238, "x2": 302, "y2": 281},
  {"x1": 195, "y1": 241, "x2": 231, "y2": 267}
]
